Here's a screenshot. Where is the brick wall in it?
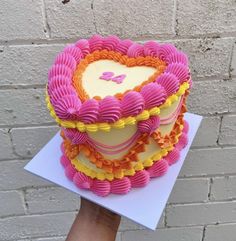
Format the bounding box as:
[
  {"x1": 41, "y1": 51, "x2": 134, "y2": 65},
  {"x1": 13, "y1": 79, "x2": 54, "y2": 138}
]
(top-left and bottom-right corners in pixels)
[{"x1": 0, "y1": 0, "x2": 236, "y2": 240}]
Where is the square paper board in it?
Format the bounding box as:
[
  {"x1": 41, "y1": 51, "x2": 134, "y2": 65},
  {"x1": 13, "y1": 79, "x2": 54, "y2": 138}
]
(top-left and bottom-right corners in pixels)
[{"x1": 24, "y1": 113, "x2": 202, "y2": 230}]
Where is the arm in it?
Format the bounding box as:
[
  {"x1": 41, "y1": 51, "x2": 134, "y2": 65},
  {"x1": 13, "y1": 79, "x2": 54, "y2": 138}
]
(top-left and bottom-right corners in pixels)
[{"x1": 66, "y1": 198, "x2": 121, "y2": 241}]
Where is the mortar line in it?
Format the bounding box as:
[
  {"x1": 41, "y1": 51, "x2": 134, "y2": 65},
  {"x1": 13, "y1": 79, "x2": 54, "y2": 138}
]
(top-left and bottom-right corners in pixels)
[
  {"x1": 173, "y1": 0, "x2": 178, "y2": 36},
  {"x1": 91, "y1": 0, "x2": 98, "y2": 33},
  {"x1": 228, "y1": 39, "x2": 235, "y2": 79},
  {"x1": 41, "y1": 0, "x2": 51, "y2": 38},
  {"x1": 1, "y1": 34, "x2": 236, "y2": 47},
  {"x1": 201, "y1": 226, "x2": 206, "y2": 241}
]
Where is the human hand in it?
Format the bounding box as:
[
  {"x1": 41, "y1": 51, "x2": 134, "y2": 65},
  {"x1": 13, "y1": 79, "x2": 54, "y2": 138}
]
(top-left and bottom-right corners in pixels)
[{"x1": 66, "y1": 197, "x2": 121, "y2": 241}]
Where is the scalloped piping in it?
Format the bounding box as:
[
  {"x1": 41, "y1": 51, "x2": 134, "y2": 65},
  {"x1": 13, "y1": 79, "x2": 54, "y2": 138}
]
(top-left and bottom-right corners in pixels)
[
  {"x1": 72, "y1": 50, "x2": 166, "y2": 101},
  {"x1": 61, "y1": 103, "x2": 186, "y2": 175},
  {"x1": 46, "y1": 82, "x2": 189, "y2": 132},
  {"x1": 60, "y1": 119, "x2": 189, "y2": 196}
]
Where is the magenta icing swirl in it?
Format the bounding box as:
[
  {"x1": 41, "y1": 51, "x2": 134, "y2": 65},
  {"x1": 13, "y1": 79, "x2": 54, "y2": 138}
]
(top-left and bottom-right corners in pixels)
[
  {"x1": 175, "y1": 133, "x2": 188, "y2": 150},
  {"x1": 141, "y1": 83, "x2": 167, "y2": 109},
  {"x1": 147, "y1": 159, "x2": 169, "y2": 178},
  {"x1": 63, "y1": 128, "x2": 88, "y2": 144},
  {"x1": 111, "y1": 177, "x2": 131, "y2": 194},
  {"x1": 165, "y1": 148, "x2": 180, "y2": 165},
  {"x1": 121, "y1": 91, "x2": 145, "y2": 117},
  {"x1": 73, "y1": 172, "x2": 93, "y2": 189},
  {"x1": 54, "y1": 52, "x2": 77, "y2": 71},
  {"x1": 88, "y1": 34, "x2": 104, "y2": 52},
  {"x1": 129, "y1": 170, "x2": 150, "y2": 187},
  {"x1": 64, "y1": 44, "x2": 83, "y2": 63},
  {"x1": 102, "y1": 35, "x2": 120, "y2": 51},
  {"x1": 156, "y1": 73, "x2": 180, "y2": 96},
  {"x1": 49, "y1": 86, "x2": 77, "y2": 105},
  {"x1": 158, "y1": 44, "x2": 177, "y2": 61},
  {"x1": 75, "y1": 39, "x2": 90, "y2": 57},
  {"x1": 143, "y1": 41, "x2": 160, "y2": 57},
  {"x1": 65, "y1": 165, "x2": 77, "y2": 181},
  {"x1": 78, "y1": 99, "x2": 99, "y2": 123},
  {"x1": 165, "y1": 63, "x2": 189, "y2": 83},
  {"x1": 99, "y1": 96, "x2": 121, "y2": 123},
  {"x1": 60, "y1": 155, "x2": 70, "y2": 168},
  {"x1": 166, "y1": 51, "x2": 188, "y2": 66},
  {"x1": 137, "y1": 116, "x2": 160, "y2": 134},
  {"x1": 91, "y1": 180, "x2": 111, "y2": 197},
  {"x1": 127, "y1": 43, "x2": 144, "y2": 57},
  {"x1": 54, "y1": 95, "x2": 81, "y2": 120},
  {"x1": 115, "y1": 39, "x2": 133, "y2": 54},
  {"x1": 47, "y1": 75, "x2": 71, "y2": 96},
  {"x1": 48, "y1": 64, "x2": 72, "y2": 81}
]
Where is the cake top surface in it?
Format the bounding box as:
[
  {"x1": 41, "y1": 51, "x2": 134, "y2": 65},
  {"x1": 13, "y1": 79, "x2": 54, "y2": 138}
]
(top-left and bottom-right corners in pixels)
[{"x1": 46, "y1": 35, "x2": 191, "y2": 132}]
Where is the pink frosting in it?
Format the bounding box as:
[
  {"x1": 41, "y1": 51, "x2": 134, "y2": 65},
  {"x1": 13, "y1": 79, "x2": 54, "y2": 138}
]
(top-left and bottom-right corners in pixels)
[
  {"x1": 64, "y1": 44, "x2": 83, "y2": 63},
  {"x1": 110, "y1": 177, "x2": 131, "y2": 194},
  {"x1": 78, "y1": 99, "x2": 99, "y2": 123},
  {"x1": 60, "y1": 155, "x2": 70, "y2": 168},
  {"x1": 141, "y1": 83, "x2": 167, "y2": 109},
  {"x1": 48, "y1": 75, "x2": 71, "y2": 95},
  {"x1": 121, "y1": 91, "x2": 145, "y2": 117},
  {"x1": 130, "y1": 170, "x2": 150, "y2": 187},
  {"x1": 147, "y1": 159, "x2": 169, "y2": 178},
  {"x1": 115, "y1": 39, "x2": 133, "y2": 54},
  {"x1": 165, "y1": 63, "x2": 189, "y2": 83},
  {"x1": 166, "y1": 51, "x2": 188, "y2": 66},
  {"x1": 65, "y1": 165, "x2": 77, "y2": 181},
  {"x1": 175, "y1": 133, "x2": 188, "y2": 150},
  {"x1": 156, "y1": 73, "x2": 180, "y2": 96},
  {"x1": 50, "y1": 86, "x2": 76, "y2": 105},
  {"x1": 54, "y1": 52, "x2": 77, "y2": 71},
  {"x1": 99, "y1": 96, "x2": 121, "y2": 123},
  {"x1": 48, "y1": 64, "x2": 72, "y2": 81},
  {"x1": 165, "y1": 148, "x2": 180, "y2": 166},
  {"x1": 102, "y1": 35, "x2": 120, "y2": 51},
  {"x1": 75, "y1": 39, "x2": 90, "y2": 57},
  {"x1": 137, "y1": 116, "x2": 160, "y2": 135},
  {"x1": 143, "y1": 41, "x2": 160, "y2": 57},
  {"x1": 54, "y1": 95, "x2": 81, "y2": 120},
  {"x1": 73, "y1": 172, "x2": 93, "y2": 189},
  {"x1": 183, "y1": 120, "x2": 189, "y2": 134},
  {"x1": 127, "y1": 43, "x2": 144, "y2": 58},
  {"x1": 88, "y1": 34, "x2": 104, "y2": 52},
  {"x1": 91, "y1": 180, "x2": 111, "y2": 197},
  {"x1": 63, "y1": 128, "x2": 88, "y2": 144},
  {"x1": 158, "y1": 44, "x2": 177, "y2": 61}
]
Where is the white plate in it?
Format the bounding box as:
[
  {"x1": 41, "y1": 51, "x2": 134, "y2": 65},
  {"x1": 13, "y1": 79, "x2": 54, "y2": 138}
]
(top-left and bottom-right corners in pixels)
[{"x1": 24, "y1": 112, "x2": 202, "y2": 230}]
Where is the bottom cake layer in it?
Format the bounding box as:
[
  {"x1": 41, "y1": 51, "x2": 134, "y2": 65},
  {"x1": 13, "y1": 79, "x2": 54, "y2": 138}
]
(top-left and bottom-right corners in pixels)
[{"x1": 60, "y1": 119, "x2": 189, "y2": 197}]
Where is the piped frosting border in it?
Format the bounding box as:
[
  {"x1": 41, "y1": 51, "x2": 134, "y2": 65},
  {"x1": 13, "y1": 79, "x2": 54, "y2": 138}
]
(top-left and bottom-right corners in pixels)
[{"x1": 46, "y1": 35, "x2": 191, "y2": 131}]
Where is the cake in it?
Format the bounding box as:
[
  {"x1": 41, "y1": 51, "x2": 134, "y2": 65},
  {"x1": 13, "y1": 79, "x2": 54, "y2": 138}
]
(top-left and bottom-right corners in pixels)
[{"x1": 46, "y1": 35, "x2": 191, "y2": 196}]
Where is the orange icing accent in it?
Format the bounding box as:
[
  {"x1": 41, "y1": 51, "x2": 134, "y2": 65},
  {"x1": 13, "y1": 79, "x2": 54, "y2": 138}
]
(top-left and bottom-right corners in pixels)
[{"x1": 72, "y1": 50, "x2": 166, "y2": 102}]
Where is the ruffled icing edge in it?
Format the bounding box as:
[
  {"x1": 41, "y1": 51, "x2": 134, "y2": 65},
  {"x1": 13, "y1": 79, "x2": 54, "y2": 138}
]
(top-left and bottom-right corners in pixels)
[
  {"x1": 46, "y1": 81, "x2": 189, "y2": 132},
  {"x1": 60, "y1": 119, "x2": 189, "y2": 196},
  {"x1": 46, "y1": 35, "x2": 191, "y2": 127}
]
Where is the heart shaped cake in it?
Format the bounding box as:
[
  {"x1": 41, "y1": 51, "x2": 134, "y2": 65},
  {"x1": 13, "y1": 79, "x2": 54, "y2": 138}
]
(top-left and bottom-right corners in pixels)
[{"x1": 46, "y1": 35, "x2": 192, "y2": 196}]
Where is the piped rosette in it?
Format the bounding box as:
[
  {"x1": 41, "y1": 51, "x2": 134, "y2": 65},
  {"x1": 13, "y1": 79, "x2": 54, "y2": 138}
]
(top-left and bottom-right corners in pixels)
[{"x1": 46, "y1": 35, "x2": 191, "y2": 132}]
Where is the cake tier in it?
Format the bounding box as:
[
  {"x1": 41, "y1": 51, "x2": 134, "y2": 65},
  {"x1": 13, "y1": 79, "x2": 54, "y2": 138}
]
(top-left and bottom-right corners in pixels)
[
  {"x1": 60, "y1": 119, "x2": 189, "y2": 196},
  {"x1": 46, "y1": 35, "x2": 191, "y2": 132}
]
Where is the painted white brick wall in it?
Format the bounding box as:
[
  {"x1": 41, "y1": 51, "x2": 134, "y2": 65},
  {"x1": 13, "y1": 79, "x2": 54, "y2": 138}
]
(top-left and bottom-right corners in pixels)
[{"x1": 0, "y1": 0, "x2": 235, "y2": 240}]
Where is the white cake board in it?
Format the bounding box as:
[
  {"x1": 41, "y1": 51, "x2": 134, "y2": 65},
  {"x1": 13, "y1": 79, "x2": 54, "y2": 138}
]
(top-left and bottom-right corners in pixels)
[{"x1": 24, "y1": 113, "x2": 202, "y2": 230}]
